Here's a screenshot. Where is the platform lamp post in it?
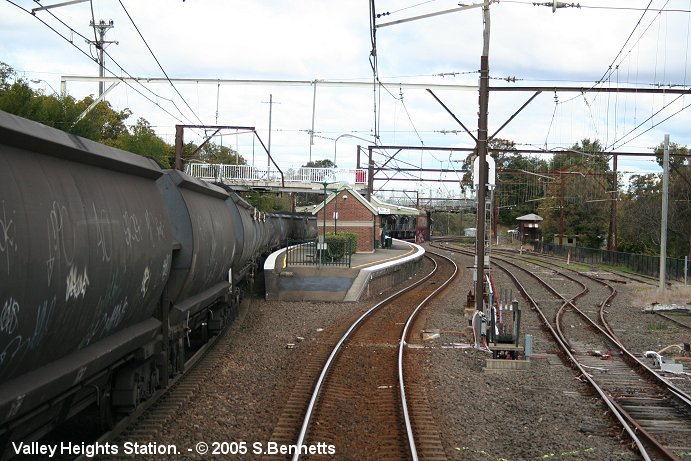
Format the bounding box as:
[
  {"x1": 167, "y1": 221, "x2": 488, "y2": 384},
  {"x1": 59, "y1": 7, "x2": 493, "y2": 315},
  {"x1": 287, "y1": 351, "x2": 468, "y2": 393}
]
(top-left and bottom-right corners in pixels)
[
  {"x1": 320, "y1": 180, "x2": 334, "y2": 267},
  {"x1": 333, "y1": 133, "x2": 377, "y2": 165},
  {"x1": 322, "y1": 180, "x2": 328, "y2": 248},
  {"x1": 319, "y1": 180, "x2": 343, "y2": 265},
  {"x1": 31, "y1": 79, "x2": 59, "y2": 96}
]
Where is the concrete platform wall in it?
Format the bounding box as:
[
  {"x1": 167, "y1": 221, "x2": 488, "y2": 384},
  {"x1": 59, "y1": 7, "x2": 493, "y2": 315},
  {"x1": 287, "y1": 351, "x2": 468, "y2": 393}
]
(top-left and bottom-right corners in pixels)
[
  {"x1": 264, "y1": 240, "x2": 425, "y2": 302},
  {"x1": 343, "y1": 241, "x2": 425, "y2": 301}
]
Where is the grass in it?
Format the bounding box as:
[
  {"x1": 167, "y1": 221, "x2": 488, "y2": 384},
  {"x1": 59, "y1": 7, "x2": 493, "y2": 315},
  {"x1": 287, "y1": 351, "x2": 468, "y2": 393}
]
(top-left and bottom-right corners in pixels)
[{"x1": 634, "y1": 285, "x2": 691, "y2": 308}]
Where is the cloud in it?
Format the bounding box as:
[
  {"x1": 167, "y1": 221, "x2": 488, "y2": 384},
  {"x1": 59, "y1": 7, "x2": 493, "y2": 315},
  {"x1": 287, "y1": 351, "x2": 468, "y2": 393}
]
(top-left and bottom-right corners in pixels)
[{"x1": 2, "y1": 0, "x2": 688, "y2": 190}]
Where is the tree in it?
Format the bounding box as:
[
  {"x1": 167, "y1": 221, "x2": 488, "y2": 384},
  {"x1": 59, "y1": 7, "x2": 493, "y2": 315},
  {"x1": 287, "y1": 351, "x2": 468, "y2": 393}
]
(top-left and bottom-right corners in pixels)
[
  {"x1": 107, "y1": 118, "x2": 172, "y2": 168},
  {"x1": 242, "y1": 191, "x2": 291, "y2": 212},
  {"x1": 654, "y1": 142, "x2": 689, "y2": 170},
  {"x1": 538, "y1": 139, "x2": 612, "y2": 248},
  {"x1": 0, "y1": 61, "x2": 166, "y2": 166},
  {"x1": 610, "y1": 143, "x2": 690, "y2": 259},
  {"x1": 303, "y1": 159, "x2": 336, "y2": 169},
  {"x1": 617, "y1": 174, "x2": 661, "y2": 254},
  {"x1": 650, "y1": 143, "x2": 691, "y2": 259},
  {"x1": 457, "y1": 138, "x2": 548, "y2": 232},
  {"x1": 69, "y1": 96, "x2": 131, "y2": 141},
  {"x1": 489, "y1": 139, "x2": 549, "y2": 226}
]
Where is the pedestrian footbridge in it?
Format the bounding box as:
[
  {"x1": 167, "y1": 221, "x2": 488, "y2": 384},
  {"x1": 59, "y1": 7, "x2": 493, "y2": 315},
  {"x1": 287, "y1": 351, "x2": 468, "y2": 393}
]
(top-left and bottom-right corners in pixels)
[{"x1": 184, "y1": 162, "x2": 368, "y2": 193}]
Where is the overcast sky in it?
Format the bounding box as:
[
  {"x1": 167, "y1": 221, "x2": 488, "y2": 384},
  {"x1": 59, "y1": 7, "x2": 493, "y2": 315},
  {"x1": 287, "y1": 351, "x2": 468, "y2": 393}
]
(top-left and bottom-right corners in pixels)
[{"x1": 2, "y1": 0, "x2": 690, "y2": 197}]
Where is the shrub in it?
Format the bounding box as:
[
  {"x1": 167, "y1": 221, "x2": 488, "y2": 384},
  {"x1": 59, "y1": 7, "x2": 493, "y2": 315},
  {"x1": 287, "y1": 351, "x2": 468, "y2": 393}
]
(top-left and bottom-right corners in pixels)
[{"x1": 326, "y1": 232, "x2": 357, "y2": 258}]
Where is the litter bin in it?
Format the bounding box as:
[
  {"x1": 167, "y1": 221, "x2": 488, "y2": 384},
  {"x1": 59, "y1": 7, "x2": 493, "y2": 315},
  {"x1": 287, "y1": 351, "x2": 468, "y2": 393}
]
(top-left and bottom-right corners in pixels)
[{"x1": 385, "y1": 236, "x2": 392, "y2": 248}]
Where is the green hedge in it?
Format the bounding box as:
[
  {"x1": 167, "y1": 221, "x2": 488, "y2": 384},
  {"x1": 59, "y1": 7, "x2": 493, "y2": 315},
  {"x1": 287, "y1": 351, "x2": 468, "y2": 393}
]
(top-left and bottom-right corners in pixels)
[{"x1": 325, "y1": 232, "x2": 357, "y2": 258}]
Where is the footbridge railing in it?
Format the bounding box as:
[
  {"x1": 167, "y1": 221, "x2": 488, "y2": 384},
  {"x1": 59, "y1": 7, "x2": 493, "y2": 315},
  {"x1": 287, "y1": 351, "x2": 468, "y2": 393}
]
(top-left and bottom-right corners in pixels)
[{"x1": 185, "y1": 162, "x2": 367, "y2": 188}]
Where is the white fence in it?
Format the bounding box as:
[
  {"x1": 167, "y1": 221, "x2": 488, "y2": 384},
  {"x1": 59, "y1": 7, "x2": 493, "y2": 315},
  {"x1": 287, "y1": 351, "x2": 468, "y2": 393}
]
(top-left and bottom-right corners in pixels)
[{"x1": 185, "y1": 162, "x2": 367, "y2": 186}]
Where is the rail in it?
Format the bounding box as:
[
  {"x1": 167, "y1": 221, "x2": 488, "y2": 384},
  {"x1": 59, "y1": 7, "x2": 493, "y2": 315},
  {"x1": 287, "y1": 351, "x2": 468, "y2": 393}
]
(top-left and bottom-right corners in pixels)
[
  {"x1": 292, "y1": 251, "x2": 455, "y2": 460},
  {"x1": 435, "y1": 242, "x2": 691, "y2": 460},
  {"x1": 397, "y1": 250, "x2": 457, "y2": 461},
  {"x1": 432, "y1": 242, "x2": 653, "y2": 460}
]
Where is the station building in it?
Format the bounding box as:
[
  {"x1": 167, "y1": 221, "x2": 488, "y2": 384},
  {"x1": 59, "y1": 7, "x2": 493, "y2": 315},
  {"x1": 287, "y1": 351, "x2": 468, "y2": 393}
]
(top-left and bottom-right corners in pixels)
[{"x1": 303, "y1": 186, "x2": 422, "y2": 252}]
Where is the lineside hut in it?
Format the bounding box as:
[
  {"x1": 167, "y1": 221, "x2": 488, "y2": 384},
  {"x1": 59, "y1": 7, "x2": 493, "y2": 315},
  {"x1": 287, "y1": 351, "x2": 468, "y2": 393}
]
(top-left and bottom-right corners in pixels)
[
  {"x1": 553, "y1": 234, "x2": 578, "y2": 247},
  {"x1": 516, "y1": 213, "x2": 543, "y2": 244}
]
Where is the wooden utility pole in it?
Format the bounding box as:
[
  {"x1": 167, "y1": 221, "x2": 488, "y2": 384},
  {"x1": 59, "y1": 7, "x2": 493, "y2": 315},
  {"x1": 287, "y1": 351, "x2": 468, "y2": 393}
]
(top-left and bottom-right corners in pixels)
[{"x1": 88, "y1": 19, "x2": 116, "y2": 97}]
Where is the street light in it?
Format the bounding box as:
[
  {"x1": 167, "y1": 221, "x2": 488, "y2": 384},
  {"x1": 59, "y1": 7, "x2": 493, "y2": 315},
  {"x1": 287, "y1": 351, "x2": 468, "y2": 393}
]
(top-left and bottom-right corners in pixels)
[
  {"x1": 319, "y1": 180, "x2": 344, "y2": 264},
  {"x1": 322, "y1": 181, "x2": 328, "y2": 251},
  {"x1": 333, "y1": 133, "x2": 376, "y2": 165},
  {"x1": 31, "y1": 79, "x2": 59, "y2": 96}
]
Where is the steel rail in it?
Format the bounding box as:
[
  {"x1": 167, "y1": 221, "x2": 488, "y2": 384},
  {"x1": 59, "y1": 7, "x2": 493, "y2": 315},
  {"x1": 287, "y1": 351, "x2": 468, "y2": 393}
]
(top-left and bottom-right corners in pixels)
[
  {"x1": 398, "y1": 250, "x2": 458, "y2": 461},
  {"x1": 429, "y1": 242, "x2": 653, "y2": 460},
  {"x1": 291, "y1": 253, "x2": 443, "y2": 461},
  {"x1": 473, "y1": 244, "x2": 691, "y2": 458},
  {"x1": 496, "y1": 256, "x2": 686, "y2": 460},
  {"x1": 652, "y1": 310, "x2": 691, "y2": 330},
  {"x1": 503, "y1": 252, "x2": 691, "y2": 408},
  {"x1": 479, "y1": 256, "x2": 654, "y2": 460}
]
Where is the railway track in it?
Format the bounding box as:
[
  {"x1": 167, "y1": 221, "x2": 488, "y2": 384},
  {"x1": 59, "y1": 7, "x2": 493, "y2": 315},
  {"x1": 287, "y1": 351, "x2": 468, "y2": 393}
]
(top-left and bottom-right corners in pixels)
[
  {"x1": 492, "y1": 246, "x2": 661, "y2": 287},
  {"x1": 432, "y1": 241, "x2": 691, "y2": 461},
  {"x1": 87, "y1": 250, "x2": 453, "y2": 461},
  {"x1": 277, "y1": 251, "x2": 456, "y2": 460}
]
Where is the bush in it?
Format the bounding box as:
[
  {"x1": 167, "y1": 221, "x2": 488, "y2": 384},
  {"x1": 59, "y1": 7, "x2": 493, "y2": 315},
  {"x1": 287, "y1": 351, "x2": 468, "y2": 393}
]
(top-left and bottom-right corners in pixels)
[{"x1": 326, "y1": 232, "x2": 357, "y2": 258}]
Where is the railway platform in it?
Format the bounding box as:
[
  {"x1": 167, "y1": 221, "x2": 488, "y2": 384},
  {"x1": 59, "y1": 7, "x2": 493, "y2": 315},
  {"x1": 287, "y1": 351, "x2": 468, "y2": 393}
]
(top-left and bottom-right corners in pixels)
[{"x1": 264, "y1": 239, "x2": 425, "y2": 302}]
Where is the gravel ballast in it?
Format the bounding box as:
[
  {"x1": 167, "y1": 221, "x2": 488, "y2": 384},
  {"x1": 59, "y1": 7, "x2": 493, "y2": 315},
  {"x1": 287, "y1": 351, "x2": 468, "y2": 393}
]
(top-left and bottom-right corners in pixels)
[{"x1": 149, "y1": 245, "x2": 689, "y2": 460}]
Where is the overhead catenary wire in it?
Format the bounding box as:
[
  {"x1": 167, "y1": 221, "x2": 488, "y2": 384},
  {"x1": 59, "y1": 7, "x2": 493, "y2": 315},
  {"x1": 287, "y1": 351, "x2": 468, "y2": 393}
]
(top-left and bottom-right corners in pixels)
[
  {"x1": 595, "y1": 0, "x2": 653, "y2": 87},
  {"x1": 12, "y1": 0, "x2": 202, "y2": 127},
  {"x1": 502, "y1": 0, "x2": 691, "y2": 13},
  {"x1": 116, "y1": 0, "x2": 205, "y2": 126},
  {"x1": 88, "y1": 0, "x2": 98, "y2": 55}
]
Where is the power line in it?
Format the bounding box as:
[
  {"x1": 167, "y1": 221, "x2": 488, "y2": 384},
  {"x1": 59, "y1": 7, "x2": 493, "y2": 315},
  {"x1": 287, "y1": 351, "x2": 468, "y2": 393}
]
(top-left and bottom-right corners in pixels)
[
  {"x1": 595, "y1": 0, "x2": 653, "y2": 86},
  {"x1": 116, "y1": 0, "x2": 204, "y2": 126},
  {"x1": 503, "y1": 0, "x2": 691, "y2": 13},
  {"x1": 12, "y1": 0, "x2": 201, "y2": 126}
]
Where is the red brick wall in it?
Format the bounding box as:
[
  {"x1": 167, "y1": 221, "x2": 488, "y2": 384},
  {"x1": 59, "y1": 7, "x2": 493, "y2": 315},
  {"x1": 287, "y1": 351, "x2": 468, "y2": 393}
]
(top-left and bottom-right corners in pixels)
[{"x1": 316, "y1": 190, "x2": 376, "y2": 252}]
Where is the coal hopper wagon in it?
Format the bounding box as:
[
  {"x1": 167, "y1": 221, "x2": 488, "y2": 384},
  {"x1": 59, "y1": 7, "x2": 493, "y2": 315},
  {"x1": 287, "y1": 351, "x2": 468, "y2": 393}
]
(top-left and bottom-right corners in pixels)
[{"x1": 0, "y1": 110, "x2": 315, "y2": 455}]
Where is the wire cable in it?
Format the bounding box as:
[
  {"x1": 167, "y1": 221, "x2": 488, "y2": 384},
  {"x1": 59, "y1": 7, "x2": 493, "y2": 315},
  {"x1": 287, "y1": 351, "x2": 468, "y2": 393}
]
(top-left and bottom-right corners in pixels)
[
  {"x1": 18, "y1": 0, "x2": 200, "y2": 126},
  {"x1": 117, "y1": 0, "x2": 204, "y2": 125}
]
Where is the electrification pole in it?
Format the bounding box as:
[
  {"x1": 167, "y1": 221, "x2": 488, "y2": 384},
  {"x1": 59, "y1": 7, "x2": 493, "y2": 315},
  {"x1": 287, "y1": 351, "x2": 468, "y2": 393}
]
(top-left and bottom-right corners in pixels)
[
  {"x1": 608, "y1": 153, "x2": 618, "y2": 251},
  {"x1": 89, "y1": 19, "x2": 116, "y2": 97},
  {"x1": 659, "y1": 134, "x2": 670, "y2": 291},
  {"x1": 262, "y1": 94, "x2": 280, "y2": 168},
  {"x1": 267, "y1": 94, "x2": 273, "y2": 168},
  {"x1": 474, "y1": 0, "x2": 490, "y2": 313}
]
